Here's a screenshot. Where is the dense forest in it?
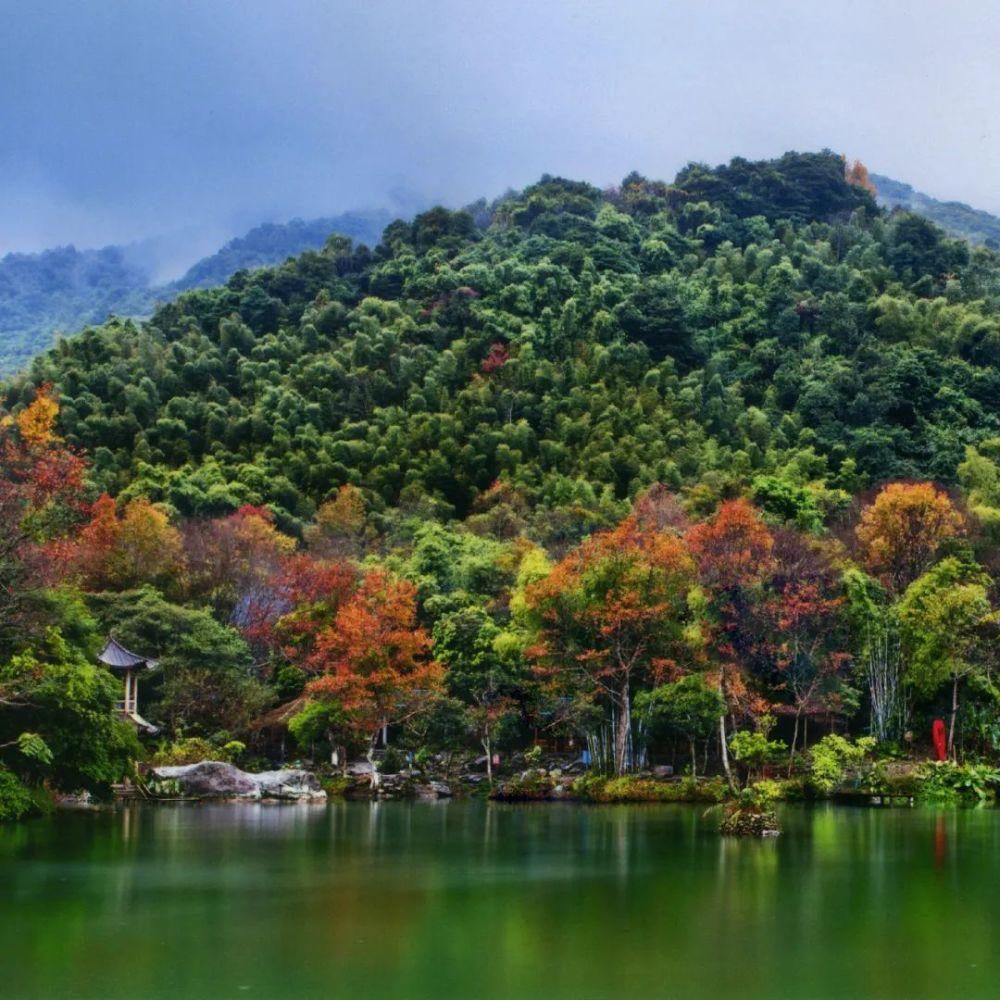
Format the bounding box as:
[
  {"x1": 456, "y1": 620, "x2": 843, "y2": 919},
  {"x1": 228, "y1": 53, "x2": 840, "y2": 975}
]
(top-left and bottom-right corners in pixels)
[
  {"x1": 6, "y1": 149, "x2": 1000, "y2": 818},
  {"x1": 0, "y1": 210, "x2": 392, "y2": 377}
]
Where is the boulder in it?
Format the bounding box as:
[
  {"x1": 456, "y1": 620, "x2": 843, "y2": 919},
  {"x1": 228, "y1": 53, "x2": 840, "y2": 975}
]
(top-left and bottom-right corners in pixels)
[
  {"x1": 253, "y1": 769, "x2": 326, "y2": 801},
  {"x1": 149, "y1": 761, "x2": 326, "y2": 802},
  {"x1": 415, "y1": 781, "x2": 452, "y2": 799}
]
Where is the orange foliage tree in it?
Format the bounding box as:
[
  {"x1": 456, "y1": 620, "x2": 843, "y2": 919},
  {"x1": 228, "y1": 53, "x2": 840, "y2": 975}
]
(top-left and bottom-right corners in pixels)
[
  {"x1": 306, "y1": 568, "x2": 442, "y2": 783},
  {"x1": 687, "y1": 499, "x2": 777, "y2": 784},
  {"x1": 525, "y1": 517, "x2": 695, "y2": 775},
  {"x1": 72, "y1": 494, "x2": 185, "y2": 591},
  {"x1": 0, "y1": 386, "x2": 88, "y2": 644},
  {"x1": 844, "y1": 157, "x2": 877, "y2": 195},
  {"x1": 856, "y1": 482, "x2": 964, "y2": 593}
]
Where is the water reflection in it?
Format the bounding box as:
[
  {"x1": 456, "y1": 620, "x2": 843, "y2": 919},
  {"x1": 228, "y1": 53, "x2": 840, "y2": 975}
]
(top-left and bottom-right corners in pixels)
[{"x1": 1, "y1": 801, "x2": 999, "y2": 999}]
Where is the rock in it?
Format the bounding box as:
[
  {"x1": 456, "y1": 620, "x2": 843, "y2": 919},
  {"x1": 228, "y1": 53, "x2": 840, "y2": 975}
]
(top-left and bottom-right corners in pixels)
[
  {"x1": 152, "y1": 761, "x2": 258, "y2": 798},
  {"x1": 253, "y1": 769, "x2": 325, "y2": 801},
  {"x1": 149, "y1": 761, "x2": 326, "y2": 802},
  {"x1": 54, "y1": 790, "x2": 96, "y2": 809},
  {"x1": 427, "y1": 781, "x2": 451, "y2": 798},
  {"x1": 653, "y1": 765, "x2": 674, "y2": 778}
]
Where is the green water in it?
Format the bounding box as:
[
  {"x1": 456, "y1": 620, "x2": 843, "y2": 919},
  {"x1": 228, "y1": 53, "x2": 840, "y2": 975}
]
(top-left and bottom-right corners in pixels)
[{"x1": 2, "y1": 802, "x2": 998, "y2": 999}]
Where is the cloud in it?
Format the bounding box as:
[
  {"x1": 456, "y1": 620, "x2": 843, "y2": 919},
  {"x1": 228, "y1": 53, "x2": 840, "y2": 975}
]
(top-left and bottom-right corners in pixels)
[{"x1": 2, "y1": 0, "x2": 999, "y2": 259}]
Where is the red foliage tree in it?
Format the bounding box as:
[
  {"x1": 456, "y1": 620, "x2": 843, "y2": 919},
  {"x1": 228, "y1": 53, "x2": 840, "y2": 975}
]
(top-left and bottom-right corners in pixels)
[
  {"x1": 686, "y1": 499, "x2": 777, "y2": 784},
  {"x1": 0, "y1": 387, "x2": 88, "y2": 643}
]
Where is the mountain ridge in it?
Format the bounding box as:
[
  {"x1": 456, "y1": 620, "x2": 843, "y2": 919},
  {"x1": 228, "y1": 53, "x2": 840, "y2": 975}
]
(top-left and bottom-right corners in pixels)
[
  {"x1": 8, "y1": 149, "x2": 999, "y2": 542},
  {"x1": 0, "y1": 209, "x2": 394, "y2": 376}
]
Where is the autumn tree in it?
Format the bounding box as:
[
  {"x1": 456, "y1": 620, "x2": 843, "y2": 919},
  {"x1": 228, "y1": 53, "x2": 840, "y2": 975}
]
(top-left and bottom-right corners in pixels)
[
  {"x1": 525, "y1": 517, "x2": 695, "y2": 776},
  {"x1": 306, "y1": 569, "x2": 442, "y2": 785},
  {"x1": 856, "y1": 482, "x2": 964, "y2": 593},
  {"x1": 182, "y1": 505, "x2": 296, "y2": 618},
  {"x1": 0, "y1": 386, "x2": 87, "y2": 648},
  {"x1": 247, "y1": 554, "x2": 357, "y2": 664},
  {"x1": 687, "y1": 498, "x2": 776, "y2": 784},
  {"x1": 844, "y1": 157, "x2": 876, "y2": 195},
  {"x1": 759, "y1": 581, "x2": 849, "y2": 767},
  {"x1": 73, "y1": 495, "x2": 185, "y2": 591}
]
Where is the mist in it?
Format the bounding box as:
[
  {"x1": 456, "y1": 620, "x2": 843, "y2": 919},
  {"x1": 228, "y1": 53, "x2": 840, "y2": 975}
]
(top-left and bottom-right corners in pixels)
[{"x1": 3, "y1": 0, "x2": 999, "y2": 264}]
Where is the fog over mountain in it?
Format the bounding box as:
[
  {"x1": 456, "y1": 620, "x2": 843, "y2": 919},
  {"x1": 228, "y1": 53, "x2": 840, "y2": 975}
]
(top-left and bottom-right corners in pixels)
[{"x1": 3, "y1": 0, "x2": 1000, "y2": 258}]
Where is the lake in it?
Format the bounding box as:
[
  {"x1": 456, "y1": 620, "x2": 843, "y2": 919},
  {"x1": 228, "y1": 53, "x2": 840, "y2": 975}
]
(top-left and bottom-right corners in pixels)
[{"x1": 2, "y1": 801, "x2": 998, "y2": 998}]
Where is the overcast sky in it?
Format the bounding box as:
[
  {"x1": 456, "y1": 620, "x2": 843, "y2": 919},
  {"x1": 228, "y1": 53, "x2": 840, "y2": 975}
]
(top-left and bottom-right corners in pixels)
[{"x1": 2, "y1": 0, "x2": 999, "y2": 264}]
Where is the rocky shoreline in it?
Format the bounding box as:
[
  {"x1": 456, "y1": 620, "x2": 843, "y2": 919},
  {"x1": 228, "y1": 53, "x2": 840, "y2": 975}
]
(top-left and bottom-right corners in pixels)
[{"x1": 147, "y1": 761, "x2": 327, "y2": 802}]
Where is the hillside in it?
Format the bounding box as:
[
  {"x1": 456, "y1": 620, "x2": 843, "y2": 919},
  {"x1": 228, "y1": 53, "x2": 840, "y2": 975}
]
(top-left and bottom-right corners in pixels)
[
  {"x1": 872, "y1": 172, "x2": 1000, "y2": 248},
  {"x1": 7, "y1": 149, "x2": 999, "y2": 538},
  {"x1": 8, "y1": 149, "x2": 1000, "y2": 815},
  {"x1": 169, "y1": 211, "x2": 393, "y2": 291},
  {"x1": 0, "y1": 209, "x2": 392, "y2": 376}
]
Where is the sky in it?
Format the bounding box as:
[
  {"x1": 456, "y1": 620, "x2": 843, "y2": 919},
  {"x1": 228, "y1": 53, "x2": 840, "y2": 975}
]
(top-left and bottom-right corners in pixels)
[{"x1": 2, "y1": 0, "x2": 999, "y2": 270}]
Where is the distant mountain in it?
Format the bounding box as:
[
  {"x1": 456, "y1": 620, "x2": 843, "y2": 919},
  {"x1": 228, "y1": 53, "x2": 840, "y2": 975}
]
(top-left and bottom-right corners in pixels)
[
  {"x1": 0, "y1": 209, "x2": 394, "y2": 376},
  {"x1": 169, "y1": 211, "x2": 391, "y2": 292},
  {"x1": 871, "y1": 173, "x2": 1000, "y2": 248}
]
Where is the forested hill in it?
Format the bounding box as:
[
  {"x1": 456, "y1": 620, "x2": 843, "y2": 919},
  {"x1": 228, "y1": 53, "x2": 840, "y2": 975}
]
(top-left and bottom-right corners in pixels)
[
  {"x1": 0, "y1": 209, "x2": 392, "y2": 377},
  {"x1": 7, "y1": 149, "x2": 1000, "y2": 537},
  {"x1": 872, "y1": 173, "x2": 1000, "y2": 248},
  {"x1": 168, "y1": 211, "x2": 393, "y2": 291}
]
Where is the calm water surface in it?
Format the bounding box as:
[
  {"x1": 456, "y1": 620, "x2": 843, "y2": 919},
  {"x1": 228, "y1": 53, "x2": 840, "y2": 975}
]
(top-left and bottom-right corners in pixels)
[{"x1": 2, "y1": 801, "x2": 999, "y2": 999}]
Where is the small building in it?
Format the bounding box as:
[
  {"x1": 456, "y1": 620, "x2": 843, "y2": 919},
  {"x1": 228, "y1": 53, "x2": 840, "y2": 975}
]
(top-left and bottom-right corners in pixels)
[{"x1": 98, "y1": 637, "x2": 160, "y2": 735}]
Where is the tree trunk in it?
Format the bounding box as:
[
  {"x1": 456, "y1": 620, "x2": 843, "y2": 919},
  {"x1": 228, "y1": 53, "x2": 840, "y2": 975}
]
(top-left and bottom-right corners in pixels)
[
  {"x1": 719, "y1": 714, "x2": 735, "y2": 791},
  {"x1": 788, "y1": 711, "x2": 801, "y2": 777},
  {"x1": 614, "y1": 686, "x2": 632, "y2": 776},
  {"x1": 367, "y1": 738, "x2": 380, "y2": 790},
  {"x1": 948, "y1": 674, "x2": 959, "y2": 760},
  {"x1": 689, "y1": 738, "x2": 697, "y2": 779},
  {"x1": 483, "y1": 733, "x2": 493, "y2": 789}
]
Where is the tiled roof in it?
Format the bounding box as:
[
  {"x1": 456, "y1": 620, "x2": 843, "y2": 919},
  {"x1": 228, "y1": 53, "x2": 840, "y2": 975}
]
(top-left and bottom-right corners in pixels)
[{"x1": 98, "y1": 637, "x2": 158, "y2": 670}]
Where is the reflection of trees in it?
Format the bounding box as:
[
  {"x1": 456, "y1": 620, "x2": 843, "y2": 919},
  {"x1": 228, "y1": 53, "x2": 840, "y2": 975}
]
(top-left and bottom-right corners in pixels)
[{"x1": 4, "y1": 804, "x2": 1000, "y2": 997}]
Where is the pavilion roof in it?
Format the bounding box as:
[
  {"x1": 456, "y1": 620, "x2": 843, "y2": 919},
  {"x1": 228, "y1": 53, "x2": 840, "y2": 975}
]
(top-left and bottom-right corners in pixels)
[{"x1": 98, "y1": 637, "x2": 159, "y2": 671}]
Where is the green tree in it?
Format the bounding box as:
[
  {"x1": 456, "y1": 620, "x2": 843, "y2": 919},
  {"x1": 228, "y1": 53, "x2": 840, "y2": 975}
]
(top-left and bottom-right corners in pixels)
[
  {"x1": 636, "y1": 674, "x2": 725, "y2": 777},
  {"x1": 899, "y1": 558, "x2": 997, "y2": 756}
]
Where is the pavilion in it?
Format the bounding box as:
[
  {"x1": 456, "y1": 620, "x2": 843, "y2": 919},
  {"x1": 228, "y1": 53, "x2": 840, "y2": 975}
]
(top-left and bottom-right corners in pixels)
[{"x1": 98, "y1": 637, "x2": 160, "y2": 735}]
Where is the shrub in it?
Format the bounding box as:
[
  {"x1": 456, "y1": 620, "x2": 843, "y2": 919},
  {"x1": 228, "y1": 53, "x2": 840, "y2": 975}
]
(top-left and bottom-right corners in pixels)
[
  {"x1": 571, "y1": 774, "x2": 727, "y2": 803},
  {"x1": 491, "y1": 769, "x2": 554, "y2": 801},
  {"x1": 321, "y1": 775, "x2": 352, "y2": 798},
  {"x1": 150, "y1": 736, "x2": 244, "y2": 766},
  {"x1": 379, "y1": 747, "x2": 406, "y2": 774},
  {"x1": 915, "y1": 761, "x2": 1000, "y2": 803},
  {"x1": 808, "y1": 734, "x2": 877, "y2": 795},
  {"x1": 729, "y1": 728, "x2": 787, "y2": 784},
  {"x1": 720, "y1": 781, "x2": 781, "y2": 837},
  {"x1": 0, "y1": 769, "x2": 35, "y2": 822}
]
